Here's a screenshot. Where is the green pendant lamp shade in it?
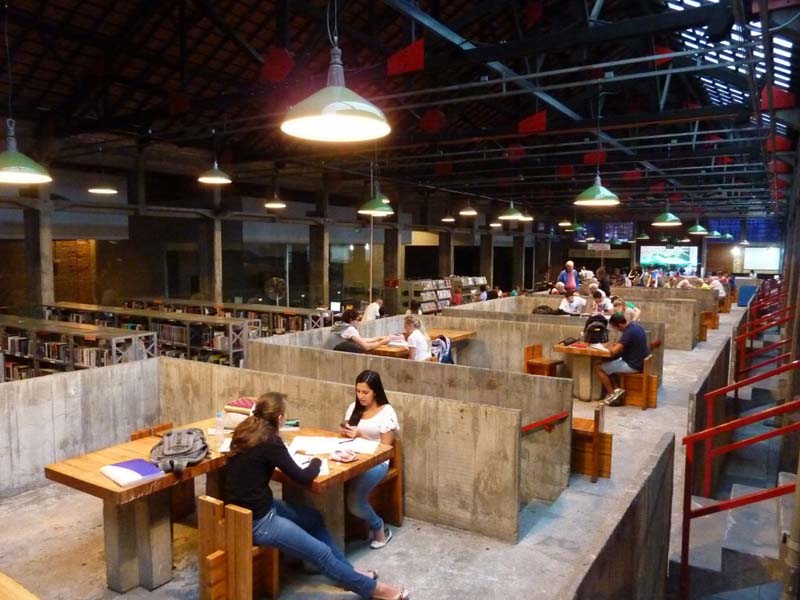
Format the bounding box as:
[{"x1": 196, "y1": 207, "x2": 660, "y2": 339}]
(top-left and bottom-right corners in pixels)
[
  {"x1": 708, "y1": 230, "x2": 721, "y2": 239},
  {"x1": 0, "y1": 119, "x2": 52, "y2": 184},
  {"x1": 574, "y1": 174, "x2": 620, "y2": 207},
  {"x1": 658, "y1": 234, "x2": 669, "y2": 242},
  {"x1": 459, "y1": 202, "x2": 478, "y2": 216},
  {"x1": 687, "y1": 218, "x2": 708, "y2": 236},
  {"x1": 198, "y1": 160, "x2": 232, "y2": 185},
  {"x1": 498, "y1": 202, "x2": 524, "y2": 220},
  {"x1": 489, "y1": 221, "x2": 502, "y2": 228},
  {"x1": 519, "y1": 211, "x2": 534, "y2": 222},
  {"x1": 741, "y1": 239, "x2": 750, "y2": 246},
  {"x1": 651, "y1": 208, "x2": 682, "y2": 227},
  {"x1": 636, "y1": 231, "x2": 650, "y2": 240},
  {"x1": 281, "y1": 46, "x2": 390, "y2": 143},
  {"x1": 358, "y1": 195, "x2": 394, "y2": 217},
  {"x1": 722, "y1": 233, "x2": 734, "y2": 240}
]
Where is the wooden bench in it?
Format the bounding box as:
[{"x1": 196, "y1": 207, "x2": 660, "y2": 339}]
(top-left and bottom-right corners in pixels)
[
  {"x1": 720, "y1": 295, "x2": 731, "y2": 313},
  {"x1": 198, "y1": 495, "x2": 279, "y2": 600},
  {"x1": 619, "y1": 355, "x2": 657, "y2": 410},
  {"x1": 346, "y1": 438, "x2": 404, "y2": 540},
  {"x1": 0, "y1": 572, "x2": 38, "y2": 599},
  {"x1": 130, "y1": 422, "x2": 195, "y2": 521},
  {"x1": 524, "y1": 344, "x2": 564, "y2": 377},
  {"x1": 571, "y1": 404, "x2": 612, "y2": 482}
]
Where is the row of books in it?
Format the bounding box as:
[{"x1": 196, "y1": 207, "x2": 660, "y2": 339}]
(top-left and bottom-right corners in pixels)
[
  {"x1": 5, "y1": 335, "x2": 30, "y2": 355},
  {"x1": 158, "y1": 323, "x2": 189, "y2": 345},
  {"x1": 74, "y1": 347, "x2": 112, "y2": 368},
  {"x1": 4, "y1": 361, "x2": 33, "y2": 380}
]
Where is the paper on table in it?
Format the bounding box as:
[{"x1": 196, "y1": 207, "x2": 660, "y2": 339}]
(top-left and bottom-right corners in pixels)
[
  {"x1": 590, "y1": 343, "x2": 610, "y2": 352},
  {"x1": 218, "y1": 437, "x2": 232, "y2": 453},
  {"x1": 290, "y1": 454, "x2": 329, "y2": 476},
  {"x1": 288, "y1": 436, "x2": 341, "y2": 456},
  {"x1": 348, "y1": 438, "x2": 380, "y2": 455}
]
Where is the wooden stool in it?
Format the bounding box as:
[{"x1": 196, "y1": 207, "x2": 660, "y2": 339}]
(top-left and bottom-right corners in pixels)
[
  {"x1": 524, "y1": 344, "x2": 565, "y2": 377},
  {"x1": 198, "y1": 496, "x2": 279, "y2": 600},
  {"x1": 571, "y1": 404, "x2": 612, "y2": 482},
  {"x1": 346, "y1": 439, "x2": 404, "y2": 540},
  {"x1": 619, "y1": 355, "x2": 658, "y2": 410}
]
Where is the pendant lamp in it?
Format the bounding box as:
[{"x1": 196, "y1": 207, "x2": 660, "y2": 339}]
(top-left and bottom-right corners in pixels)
[
  {"x1": 558, "y1": 217, "x2": 572, "y2": 227},
  {"x1": 687, "y1": 217, "x2": 708, "y2": 236},
  {"x1": 441, "y1": 214, "x2": 455, "y2": 223},
  {"x1": 281, "y1": 45, "x2": 390, "y2": 143},
  {"x1": 636, "y1": 231, "x2": 650, "y2": 240},
  {"x1": 264, "y1": 193, "x2": 287, "y2": 209},
  {"x1": 741, "y1": 239, "x2": 750, "y2": 246},
  {"x1": 652, "y1": 198, "x2": 682, "y2": 227},
  {"x1": 459, "y1": 202, "x2": 478, "y2": 216},
  {"x1": 658, "y1": 234, "x2": 669, "y2": 242},
  {"x1": 88, "y1": 182, "x2": 118, "y2": 195},
  {"x1": 679, "y1": 236, "x2": 691, "y2": 243},
  {"x1": 708, "y1": 230, "x2": 722, "y2": 239},
  {"x1": 498, "y1": 202, "x2": 524, "y2": 221},
  {"x1": 519, "y1": 211, "x2": 534, "y2": 222},
  {"x1": 198, "y1": 160, "x2": 232, "y2": 185},
  {"x1": 489, "y1": 221, "x2": 502, "y2": 228},
  {"x1": 722, "y1": 233, "x2": 734, "y2": 240},
  {"x1": 574, "y1": 172, "x2": 620, "y2": 206},
  {"x1": 357, "y1": 196, "x2": 394, "y2": 217}
]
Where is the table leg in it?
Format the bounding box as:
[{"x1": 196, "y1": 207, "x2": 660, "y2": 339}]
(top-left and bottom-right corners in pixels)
[
  {"x1": 566, "y1": 356, "x2": 602, "y2": 401},
  {"x1": 103, "y1": 500, "x2": 139, "y2": 593},
  {"x1": 135, "y1": 489, "x2": 173, "y2": 590},
  {"x1": 282, "y1": 483, "x2": 346, "y2": 551}
]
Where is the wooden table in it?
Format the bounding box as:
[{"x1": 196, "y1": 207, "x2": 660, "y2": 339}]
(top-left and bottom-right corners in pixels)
[
  {"x1": 370, "y1": 328, "x2": 476, "y2": 358},
  {"x1": 552, "y1": 344, "x2": 613, "y2": 401},
  {"x1": 44, "y1": 421, "x2": 392, "y2": 593}
]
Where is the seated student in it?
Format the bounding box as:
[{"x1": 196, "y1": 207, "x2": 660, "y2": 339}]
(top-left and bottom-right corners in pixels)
[
  {"x1": 478, "y1": 285, "x2": 488, "y2": 302},
  {"x1": 707, "y1": 276, "x2": 726, "y2": 298},
  {"x1": 486, "y1": 286, "x2": 499, "y2": 300},
  {"x1": 611, "y1": 297, "x2": 641, "y2": 322},
  {"x1": 590, "y1": 290, "x2": 614, "y2": 315},
  {"x1": 558, "y1": 289, "x2": 587, "y2": 315},
  {"x1": 676, "y1": 277, "x2": 692, "y2": 289},
  {"x1": 593, "y1": 314, "x2": 649, "y2": 406},
  {"x1": 332, "y1": 309, "x2": 389, "y2": 351},
  {"x1": 510, "y1": 285, "x2": 523, "y2": 297},
  {"x1": 342, "y1": 371, "x2": 400, "y2": 550},
  {"x1": 403, "y1": 315, "x2": 432, "y2": 361},
  {"x1": 225, "y1": 393, "x2": 409, "y2": 600},
  {"x1": 588, "y1": 282, "x2": 607, "y2": 299},
  {"x1": 550, "y1": 281, "x2": 566, "y2": 295},
  {"x1": 451, "y1": 286, "x2": 464, "y2": 306}
]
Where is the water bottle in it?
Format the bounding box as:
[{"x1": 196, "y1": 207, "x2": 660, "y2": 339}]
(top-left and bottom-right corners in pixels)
[{"x1": 215, "y1": 411, "x2": 225, "y2": 448}]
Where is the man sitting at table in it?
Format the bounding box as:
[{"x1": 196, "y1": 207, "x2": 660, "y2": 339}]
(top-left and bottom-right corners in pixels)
[
  {"x1": 593, "y1": 313, "x2": 649, "y2": 406},
  {"x1": 558, "y1": 289, "x2": 586, "y2": 315},
  {"x1": 590, "y1": 290, "x2": 614, "y2": 316}
]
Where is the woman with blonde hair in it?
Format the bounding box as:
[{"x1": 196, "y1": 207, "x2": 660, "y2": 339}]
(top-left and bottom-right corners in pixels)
[
  {"x1": 225, "y1": 392, "x2": 409, "y2": 600},
  {"x1": 403, "y1": 314, "x2": 431, "y2": 361}
]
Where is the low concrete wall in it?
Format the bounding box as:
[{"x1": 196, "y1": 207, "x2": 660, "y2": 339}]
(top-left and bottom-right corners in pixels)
[
  {"x1": 610, "y1": 286, "x2": 719, "y2": 316},
  {"x1": 523, "y1": 293, "x2": 698, "y2": 350},
  {"x1": 158, "y1": 358, "x2": 522, "y2": 542},
  {"x1": 0, "y1": 359, "x2": 160, "y2": 498},
  {"x1": 565, "y1": 433, "x2": 675, "y2": 600},
  {"x1": 248, "y1": 318, "x2": 573, "y2": 503}
]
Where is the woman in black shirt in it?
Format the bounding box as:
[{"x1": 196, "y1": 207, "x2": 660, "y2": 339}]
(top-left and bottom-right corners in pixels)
[{"x1": 225, "y1": 392, "x2": 409, "y2": 600}]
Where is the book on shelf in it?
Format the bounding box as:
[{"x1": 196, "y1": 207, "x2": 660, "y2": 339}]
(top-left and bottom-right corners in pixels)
[
  {"x1": 6, "y1": 336, "x2": 29, "y2": 355},
  {"x1": 100, "y1": 458, "x2": 164, "y2": 487}
]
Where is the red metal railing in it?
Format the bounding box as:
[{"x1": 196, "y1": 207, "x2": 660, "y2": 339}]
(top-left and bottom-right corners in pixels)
[
  {"x1": 520, "y1": 411, "x2": 570, "y2": 434},
  {"x1": 739, "y1": 305, "x2": 795, "y2": 336},
  {"x1": 680, "y1": 391, "x2": 800, "y2": 599}
]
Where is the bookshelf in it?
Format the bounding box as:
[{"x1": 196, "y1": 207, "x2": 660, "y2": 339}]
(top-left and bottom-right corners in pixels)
[
  {"x1": 42, "y1": 302, "x2": 259, "y2": 367},
  {"x1": 123, "y1": 297, "x2": 332, "y2": 336},
  {"x1": 0, "y1": 314, "x2": 157, "y2": 383},
  {"x1": 446, "y1": 276, "x2": 488, "y2": 304},
  {"x1": 399, "y1": 279, "x2": 453, "y2": 314}
]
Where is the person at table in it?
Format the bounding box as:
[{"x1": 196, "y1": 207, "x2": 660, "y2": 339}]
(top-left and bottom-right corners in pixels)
[
  {"x1": 611, "y1": 297, "x2": 641, "y2": 322},
  {"x1": 593, "y1": 314, "x2": 649, "y2": 406},
  {"x1": 591, "y1": 290, "x2": 614, "y2": 315},
  {"x1": 341, "y1": 370, "x2": 400, "y2": 550},
  {"x1": 587, "y1": 282, "x2": 607, "y2": 299},
  {"x1": 595, "y1": 266, "x2": 611, "y2": 297},
  {"x1": 557, "y1": 260, "x2": 579, "y2": 292},
  {"x1": 451, "y1": 286, "x2": 464, "y2": 306},
  {"x1": 550, "y1": 281, "x2": 566, "y2": 295},
  {"x1": 333, "y1": 309, "x2": 389, "y2": 351},
  {"x1": 362, "y1": 298, "x2": 383, "y2": 321},
  {"x1": 478, "y1": 285, "x2": 488, "y2": 301},
  {"x1": 404, "y1": 315, "x2": 432, "y2": 361},
  {"x1": 225, "y1": 392, "x2": 410, "y2": 600},
  {"x1": 558, "y1": 289, "x2": 587, "y2": 315},
  {"x1": 706, "y1": 276, "x2": 727, "y2": 299}
]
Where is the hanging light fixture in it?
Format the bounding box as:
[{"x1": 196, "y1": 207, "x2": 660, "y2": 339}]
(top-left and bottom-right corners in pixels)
[
  {"x1": 722, "y1": 232, "x2": 734, "y2": 240},
  {"x1": 574, "y1": 92, "x2": 619, "y2": 207},
  {"x1": 264, "y1": 169, "x2": 286, "y2": 209},
  {"x1": 489, "y1": 221, "x2": 502, "y2": 228},
  {"x1": 708, "y1": 230, "x2": 722, "y2": 239},
  {"x1": 519, "y1": 210, "x2": 534, "y2": 222},
  {"x1": 658, "y1": 234, "x2": 669, "y2": 242},
  {"x1": 636, "y1": 231, "x2": 650, "y2": 240},
  {"x1": 358, "y1": 161, "x2": 394, "y2": 217},
  {"x1": 459, "y1": 202, "x2": 478, "y2": 216},
  {"x1": 558, "y1": 217, "x2": 572, "y2": 227},
  {"x1": 0, "y1": 6, "x2": 51, "y2": 185},
  {"x1": 441, "y1": 214, "x2": 455, "y2": 223},
  {"x1": 741, "y1": 238, "x2": 750, "y2": 246},
  {"x1": 679, "y1": 235, "x2": 691, "y2": 243},
  {"x1": 198, "y1": 160, "x2": 231, "y2": 185},
  {"x1": 280, "y1": 4, "x2": 390, "y2": 143},
  {"x1": 651, "y1": 197, "x2": 682, "y2": 227},
  {"x1": 687, "y1": 217, "x2": 708, "y2": 236},
  {"x1": 498, "y1": 202, "x2": 524, "y2": 221},
  {"x1": 87, "y1": 146, "x2": 117, "y2": 194}
]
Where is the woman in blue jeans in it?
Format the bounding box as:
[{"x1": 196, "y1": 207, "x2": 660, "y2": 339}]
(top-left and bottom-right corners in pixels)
[
  {"x1": 341, "y1": 370, "x2": 400, "y2": 549},
  {"x1": 225, "y1": 392, "x2": 409, "y2": 600}
]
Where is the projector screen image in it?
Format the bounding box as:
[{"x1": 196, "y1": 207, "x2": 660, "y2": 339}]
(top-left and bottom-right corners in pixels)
[
  {"x1": 640, "y1": 245, "x2": 699, "y2": 268},
  {"x1": 744, "y1": 247, "x2": 781, "y2": 272}
]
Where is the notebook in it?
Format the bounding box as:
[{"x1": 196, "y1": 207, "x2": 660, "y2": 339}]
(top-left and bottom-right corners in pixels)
[{"x1": 100, "y1": 459, "x2": 164, "y2": 487}]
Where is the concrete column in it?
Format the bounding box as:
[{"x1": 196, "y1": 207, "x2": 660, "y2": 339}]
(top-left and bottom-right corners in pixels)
[
  {"x1": 512, "y1": 234, "x2": 525, "y2": 289},
  {"x1": 197, "y1": 220, "x2": 211, "y2": 299},
  {"x1": 480, "y1": 233, "x2": 494, "y2": 282},
  {"x1": 23, "y1": 188, "x2": 55, "y2": 306},
  {"x1": 438, "y1": 231, "x2": 453, "y2": 277},
  {"x1": 701, "y1": 236, "x2": 708, "y2": 276},
  {"x1": 384, "y1": 227, "x2": 401, "y2": 314},
  {"x1": 211, "y1": 218, "x2": 222, "y2": 304},
  {"x1": 529, "y1": 235, "x2": 536, "y2": 289},
  {"x1": 309, "y1": 224, "x2": 330, "y2": 307}
]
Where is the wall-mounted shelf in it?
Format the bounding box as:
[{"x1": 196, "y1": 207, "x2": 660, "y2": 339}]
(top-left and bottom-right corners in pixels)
[{"x1": 399, "y1": 279, "x2": 453, "y2": 314}]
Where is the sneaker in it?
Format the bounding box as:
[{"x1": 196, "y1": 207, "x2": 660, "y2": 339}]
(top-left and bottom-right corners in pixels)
[
  {"x1": 370, "y1": 527, "x2": 393, "y2": 549},
  {"x1": 602, "y1": 392, "x2": 616, "y2": 406},
  {"x1": 607, "y1": 388, "x2": 626, "y2": 407}
]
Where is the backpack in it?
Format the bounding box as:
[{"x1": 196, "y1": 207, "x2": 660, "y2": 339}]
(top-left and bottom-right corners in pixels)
[
  {"x1": 583, "y1": 315, "x2": 609, "y2": 344},
  {"x1": 333, "y1": 340, "x2": 364, "y2": 353},
  {"x1": 431, "y1": 334, "x2": 454, "y2": 364},
  {"x1": 150, "y1": 428, "x2": 209, "y2": 475},
  {"x1": 532, "y1": 305, "x2": 555, "y2": 315}
]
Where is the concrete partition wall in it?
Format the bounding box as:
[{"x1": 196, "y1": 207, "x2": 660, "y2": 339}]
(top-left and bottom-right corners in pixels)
[
  {"x1": 521, "y1": 294, "x2": 699, "y2": 350},
  {"x1": 0, "y1": 359, "x2": 160, "y2": 498},
  {"x1": 567, "y1": 433, "x2": 675, "y2": 600},
  {"x1": 441, "y1": 305, "x2": 666, "y2": 385},
  {"x1": 247, "y1": 330, "x2": 572, "y2": 502},
  {"x1": 158, "y1": 357, "x2": 521, "y2": 542},
  {"x1": 610, "y1": 286, "x2": 719, "y2": 316}
]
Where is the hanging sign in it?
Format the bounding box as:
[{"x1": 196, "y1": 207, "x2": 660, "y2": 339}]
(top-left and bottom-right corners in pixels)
[
  {"x1": 587, "y1": 243, "x2": 611, "y2": 251},
  {"x1": 570, "y1": 248, "x2": 630, "y2": 259}
]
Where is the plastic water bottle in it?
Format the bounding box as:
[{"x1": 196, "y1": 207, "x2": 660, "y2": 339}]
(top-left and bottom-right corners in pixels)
[{"x1": 215, "y1": 411, "x2": 225, "y2": 448}]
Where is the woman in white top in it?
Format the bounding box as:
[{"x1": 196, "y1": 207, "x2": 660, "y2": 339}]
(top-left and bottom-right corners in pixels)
[
  {"x1": 335, "y1": 309, "x2": 389, "y2": 351},
  {"x1": 341, "y1": 370, "x2": 400, "y2": 549},
  {"x1": 403, "y1": 315, "x2": 432, "y2": 361}
]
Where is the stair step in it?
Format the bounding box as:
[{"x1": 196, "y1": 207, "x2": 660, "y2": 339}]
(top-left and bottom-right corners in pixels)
[
  {"x1": 686, "y1": 496, "x2": 728, "y2": 572},
  {"x1": 778, "y1": 471, "x2": 796, "y2": 563},
  {"x1": 699, "y1": 580, "x2": 783, "y2": 599}
]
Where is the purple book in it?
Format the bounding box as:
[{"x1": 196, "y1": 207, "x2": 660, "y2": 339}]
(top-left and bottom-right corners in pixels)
[{"x1": 100, "y1": 458, "x2": 164, "y2": 487}]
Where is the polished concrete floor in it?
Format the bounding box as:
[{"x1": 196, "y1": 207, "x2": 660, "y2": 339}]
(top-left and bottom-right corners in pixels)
[{"x1": 0, "y1": 308, "x2": 745, "y2": 599}]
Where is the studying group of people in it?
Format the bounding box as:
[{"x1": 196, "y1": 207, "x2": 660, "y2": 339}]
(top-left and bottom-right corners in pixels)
[
  {"x1": 332, "y1": 308, "x2": 433, "y2": 361},
  {"x1": 225, "y1": 370, "x2": 410, "y2": 599}
]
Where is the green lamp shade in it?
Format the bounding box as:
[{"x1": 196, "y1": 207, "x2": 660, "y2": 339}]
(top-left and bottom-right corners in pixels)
[
  {"x1": 498, "y1": 203, "x2": 524, "y2": 220},
  {"x1": 679, "y1": 236, "x2": 691, "y2": 243},
  {"x1": 519, "y1": 212, "x2": 534, "y2": 222},
  {"x1": 198, "y1": 161, "x2": 231, "y2": 185},
  {"x1": 658, "y1": 234, "x2": 669, "y2": 242},
  {"x1": 722, "y1": 233, "x2": 734, "y2": 240},
  {"x1": 358, "y1": 196, "x2": 394, "y2": 217},
  {"x1": 609, "y1": 237, "x2": 621, "y2": 245},
  {"x1": 651, "y1": 211, "x2": 682, "y2": 227},
  {"x1": 88, "y1": 183, "x2": 118, "y2": 195},
  {"x1": 741, "y1": 239, "x2": 750, "y2": 245},
  {"x1": 0, "y1": 149, "x2": 52, "y2": 184},
  {"x1": 708, "y1": 230, "x2": 721, "y2": 238},
  {"x1": 687, "y1": 223, "x2": 708, "y2": 235},
  {"x1": 574, "y1": 175, "x2": 620, "y2": 206},
  {"x1": 636, "y1": 232, "x2": 650, "y2": 240}
]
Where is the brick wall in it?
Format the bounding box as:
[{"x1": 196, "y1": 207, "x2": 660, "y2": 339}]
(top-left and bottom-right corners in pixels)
[{"x1": 54, "y1": 240, "x2": 97, "y2": 303}]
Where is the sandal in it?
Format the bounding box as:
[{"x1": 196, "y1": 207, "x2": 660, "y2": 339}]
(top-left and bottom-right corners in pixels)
[
  {"x1": 369, "y1": 527, "x2": 393, "y2": 549},
  {"x1": 372, "y1": 587, "x2": 410, "y2": 600}
]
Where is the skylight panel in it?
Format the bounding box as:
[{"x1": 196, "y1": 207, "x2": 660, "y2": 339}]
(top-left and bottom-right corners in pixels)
[
  {"x1": 774, "y1": 48, "x2": 792, "y2": 58},
  {"x1": 773, "y1": 37, "x2": 793, "y2": 49},
  {"x1": 668, "y1": 2, "x2": 684, "y2": 10}
]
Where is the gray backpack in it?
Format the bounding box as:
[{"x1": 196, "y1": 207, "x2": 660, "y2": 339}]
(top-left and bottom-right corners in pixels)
[{"x1": 150, "y1": 428, "x2": 209, "y2": 475}]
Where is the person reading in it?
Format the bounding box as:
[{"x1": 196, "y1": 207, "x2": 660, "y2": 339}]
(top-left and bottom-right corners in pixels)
[
  {"x1": 590, "y1": 291, "x2": 614, "y2": 316},
  {"x1": 225, "y1": 392, "x2": 409, "y2": 599},
  {"x1": 341, "y1": 371, "x2": 400, "y2": 550},
  {"x1": 332, "y1": 309, "x2": 390, "y2": 352},
  {"x1": 558, "y1": 289, "x2": 586, "y2": 315},
  {"x1": 403, "y1": 315, "x2": 431, "y2": 361},
  {"x1": 593, "y1": 314, "x2": 649, "y2": 406}
]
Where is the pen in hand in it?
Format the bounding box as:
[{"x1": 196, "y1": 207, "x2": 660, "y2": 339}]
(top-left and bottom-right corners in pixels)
[{"x1": 338, "y1": 438, "x2": 355, "y2": 444}]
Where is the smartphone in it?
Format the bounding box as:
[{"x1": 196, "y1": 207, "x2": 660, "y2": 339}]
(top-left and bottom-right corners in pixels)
[{"x1": 284, "y1": 419, "x2": 300, "y2": 428}]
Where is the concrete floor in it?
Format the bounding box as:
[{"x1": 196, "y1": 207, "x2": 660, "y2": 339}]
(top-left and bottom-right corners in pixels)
[{"x1": 0, "y1": 308, "x2": 745, "y2": 600}]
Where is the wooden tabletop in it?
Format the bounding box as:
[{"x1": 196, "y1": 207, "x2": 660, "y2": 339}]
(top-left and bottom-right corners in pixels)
[
  {"x1": 45, "y1": 420, "x2": 393, "y2": 503},
  {"x1": 371, "y1": 328, "x2": 475, "y2": 358},
  {"x1": 552, "y1": 343, "x2": 613, "y2": 358}
]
